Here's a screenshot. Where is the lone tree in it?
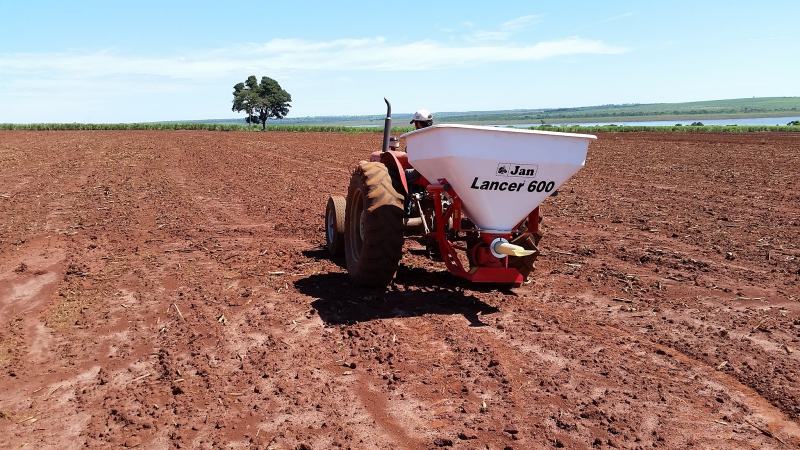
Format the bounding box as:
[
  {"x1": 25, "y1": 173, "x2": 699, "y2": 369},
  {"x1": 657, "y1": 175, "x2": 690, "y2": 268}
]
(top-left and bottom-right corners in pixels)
[{"x1": 232, "y1": 76, "x2": 291, "y2": 130}]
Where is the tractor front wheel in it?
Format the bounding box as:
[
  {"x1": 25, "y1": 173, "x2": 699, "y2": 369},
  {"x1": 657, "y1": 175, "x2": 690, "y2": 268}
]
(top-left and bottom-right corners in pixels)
[
  {"x1": 325, "y1": 195, "x2": 346, "y2": 256},
  {"x1": 344, "y1": 161, "x2": 405, "y2": 287}
]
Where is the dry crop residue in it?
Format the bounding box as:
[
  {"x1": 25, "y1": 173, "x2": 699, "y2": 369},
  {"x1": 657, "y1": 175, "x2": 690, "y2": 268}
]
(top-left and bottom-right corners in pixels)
[{"x1": 0, "y1": 131, "x2": 799, "y2": 449}]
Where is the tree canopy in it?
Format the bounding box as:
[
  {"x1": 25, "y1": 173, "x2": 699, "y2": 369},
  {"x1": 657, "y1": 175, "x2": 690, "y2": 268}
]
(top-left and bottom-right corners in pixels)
[{"x1": 232, "y1": 76, "x2": 292, "y2": 130}]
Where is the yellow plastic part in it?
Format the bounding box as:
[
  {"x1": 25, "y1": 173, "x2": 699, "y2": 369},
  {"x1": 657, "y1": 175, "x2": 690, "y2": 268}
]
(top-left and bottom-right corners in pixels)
[{"x1": 493, "y1": 242, "x2": 536, "y2": 257}]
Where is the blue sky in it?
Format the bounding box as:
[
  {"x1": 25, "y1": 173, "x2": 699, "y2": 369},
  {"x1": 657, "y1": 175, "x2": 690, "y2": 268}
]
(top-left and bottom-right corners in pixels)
[{"x1": 0, "y1": 0, "x2": 798, "y2": 122}]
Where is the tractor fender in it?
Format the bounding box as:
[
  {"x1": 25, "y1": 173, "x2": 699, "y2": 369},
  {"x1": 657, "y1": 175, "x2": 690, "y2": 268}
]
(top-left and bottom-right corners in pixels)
[{"x1": 370, "y1": 150, "x2": 410, "y2": 195}]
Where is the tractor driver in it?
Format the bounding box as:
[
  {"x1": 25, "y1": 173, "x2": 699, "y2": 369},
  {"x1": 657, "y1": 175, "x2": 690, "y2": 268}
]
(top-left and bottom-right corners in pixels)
[
  {"x1": 404, "y1": 108, "x2": 434, "y2": 187},
  {"x1": 410, "y1": 109, "x2": 433, "y2": 130}
]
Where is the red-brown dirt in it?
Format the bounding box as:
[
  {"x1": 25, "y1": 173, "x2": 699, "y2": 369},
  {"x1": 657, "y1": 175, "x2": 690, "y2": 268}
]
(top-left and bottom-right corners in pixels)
[{"x1": 1, "y1": 131, "x2": 798, "y2": 449}]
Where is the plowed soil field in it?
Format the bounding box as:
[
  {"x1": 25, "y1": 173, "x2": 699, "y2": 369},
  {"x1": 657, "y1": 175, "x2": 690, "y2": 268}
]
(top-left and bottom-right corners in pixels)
[{"x1": 1, "y1": 131, "x2": 799, "y2": 449}]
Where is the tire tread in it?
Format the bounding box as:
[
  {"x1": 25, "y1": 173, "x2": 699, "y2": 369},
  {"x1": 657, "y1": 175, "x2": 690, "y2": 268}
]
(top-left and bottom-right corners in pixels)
[{"x1": 345, "y1": 161, "x2": 405, "y2": 287}]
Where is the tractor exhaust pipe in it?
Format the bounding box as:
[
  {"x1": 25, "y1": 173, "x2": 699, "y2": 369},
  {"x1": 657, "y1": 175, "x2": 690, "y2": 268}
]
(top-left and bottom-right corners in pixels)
[{"x1": 382, "y1": 97, "x2": 392, "y2": 153}]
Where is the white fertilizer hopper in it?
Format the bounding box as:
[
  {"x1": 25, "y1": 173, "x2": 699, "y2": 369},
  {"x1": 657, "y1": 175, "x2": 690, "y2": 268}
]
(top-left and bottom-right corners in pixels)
[{"x1": 401, "y1": 125, "x2": 595, "y2": 232}]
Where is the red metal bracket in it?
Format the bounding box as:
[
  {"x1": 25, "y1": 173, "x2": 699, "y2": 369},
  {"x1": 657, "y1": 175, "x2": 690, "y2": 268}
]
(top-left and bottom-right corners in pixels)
[{"x1": 426, "y1": 183, "x2": 524, "y2": 286}]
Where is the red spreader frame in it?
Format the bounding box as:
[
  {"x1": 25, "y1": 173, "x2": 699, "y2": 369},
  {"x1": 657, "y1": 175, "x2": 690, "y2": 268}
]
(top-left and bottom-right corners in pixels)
[{"x1": 426, "y1": 182, "x2": 540, "y2": 286}]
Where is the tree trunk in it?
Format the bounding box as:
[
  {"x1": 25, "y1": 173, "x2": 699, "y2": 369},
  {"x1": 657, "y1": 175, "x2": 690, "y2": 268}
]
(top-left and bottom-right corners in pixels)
[{"x1": 261, "y1": 119, "x2": 266, "y2": 131}]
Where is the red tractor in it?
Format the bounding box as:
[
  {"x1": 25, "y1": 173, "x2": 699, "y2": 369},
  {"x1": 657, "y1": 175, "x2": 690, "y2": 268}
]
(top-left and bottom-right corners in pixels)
[{"x1": 325, "y1": 99, "x2": 595, "y2": 287}]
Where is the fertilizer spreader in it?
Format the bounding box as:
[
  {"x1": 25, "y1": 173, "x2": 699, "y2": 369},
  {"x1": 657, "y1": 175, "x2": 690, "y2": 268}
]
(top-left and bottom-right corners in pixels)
[{"x1": 325, "y1": 99, "x2": 595, "y2": 287}]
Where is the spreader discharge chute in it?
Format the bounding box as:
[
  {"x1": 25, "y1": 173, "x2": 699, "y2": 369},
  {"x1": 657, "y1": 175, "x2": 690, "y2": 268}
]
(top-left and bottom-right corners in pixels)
[{"x1": 324, "y1": 99, "x2": 596, "y2": 287}]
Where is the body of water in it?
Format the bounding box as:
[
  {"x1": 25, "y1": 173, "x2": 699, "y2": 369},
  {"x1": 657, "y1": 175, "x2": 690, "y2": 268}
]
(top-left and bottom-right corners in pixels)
[{"x1": 510, "y1": 116, "x2": 800, "y2": 128}]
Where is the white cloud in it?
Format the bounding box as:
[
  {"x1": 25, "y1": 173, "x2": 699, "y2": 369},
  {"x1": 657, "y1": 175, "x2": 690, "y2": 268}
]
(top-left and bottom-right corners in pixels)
[
  {"x1": 501, "y1": 14, "x2": 542, "y2": 31},
  {"x1": 240, "y1": 37, "x2": 387, "y2": 54},
  {"x1": 469, "y1": 31, "x2": 511, "y2": 42},
  {"x1": 468, "y1": 14, "x2": 542, "y2": 42},
  {"x1": 0, "y1": 35, "x2": 627, "y2": 121},
  {"x1": 0, "y1": 36, "x2": 626, "y2": 79}
]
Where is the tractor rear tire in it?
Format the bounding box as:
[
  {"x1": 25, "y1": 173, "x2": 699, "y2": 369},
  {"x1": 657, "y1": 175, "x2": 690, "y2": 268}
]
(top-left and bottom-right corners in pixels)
[
  {"x1": 345, "y1": 161, "x2": 405, "y2": 287},
  {"x1": 325, "y1": 195, "x2": 346, "y2": 256}
]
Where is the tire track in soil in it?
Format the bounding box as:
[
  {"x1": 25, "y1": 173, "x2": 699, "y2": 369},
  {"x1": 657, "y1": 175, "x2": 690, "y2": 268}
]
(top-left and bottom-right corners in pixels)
[
  {"x1": 490, "y1": 292, "x2": 800, "y2": 447},
  {"x1": 537, "y1": 209, "x2": 800, "y2": 425}
]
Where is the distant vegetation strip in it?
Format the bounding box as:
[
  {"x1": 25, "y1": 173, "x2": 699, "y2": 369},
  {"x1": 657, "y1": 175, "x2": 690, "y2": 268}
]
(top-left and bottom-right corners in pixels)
[
  {"x1": 116, "y1": 97, "x2": 800, "y2": 127},
  {"x1": 0, "y1": 123, "x2": 395, "y2": 132},
  {"x1": 176, "y1": 96, "x2": 800, "y2": 126},
  {"x1": 7, "y1": 98, "x2": 796, "y2": 130},
  {"x1": 1, "y1": 123, "x2": 799, "y2": 133},
  {"x1": 442, "y1": 97, "x2": 800, "y2": 124}
]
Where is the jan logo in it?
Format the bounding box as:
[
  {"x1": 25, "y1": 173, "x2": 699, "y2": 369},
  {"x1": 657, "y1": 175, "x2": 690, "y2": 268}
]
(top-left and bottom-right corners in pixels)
[{"x1": 496, "y1": 163, "x2": 538, "y2": 178}]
